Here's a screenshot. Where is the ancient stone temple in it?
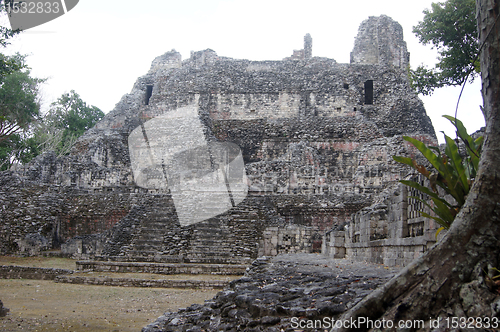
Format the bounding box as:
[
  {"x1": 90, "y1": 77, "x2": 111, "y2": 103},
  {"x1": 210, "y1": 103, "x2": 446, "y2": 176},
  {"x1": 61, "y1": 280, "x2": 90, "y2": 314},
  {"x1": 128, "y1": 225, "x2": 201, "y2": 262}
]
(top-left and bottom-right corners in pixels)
[{"x1": 0, "y1": 15, "x2": 438, "y2": 266}]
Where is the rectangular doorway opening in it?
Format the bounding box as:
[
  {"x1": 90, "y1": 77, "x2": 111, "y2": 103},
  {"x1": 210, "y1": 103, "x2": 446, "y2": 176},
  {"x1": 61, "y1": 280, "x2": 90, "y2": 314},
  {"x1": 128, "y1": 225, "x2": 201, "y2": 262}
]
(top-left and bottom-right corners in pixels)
[
  {"x1": 364, "y1": 80, "x2": 373, "y2": 105},
  {"x1": 145, "y1": 85, "x2": 154, "y2": 105}
]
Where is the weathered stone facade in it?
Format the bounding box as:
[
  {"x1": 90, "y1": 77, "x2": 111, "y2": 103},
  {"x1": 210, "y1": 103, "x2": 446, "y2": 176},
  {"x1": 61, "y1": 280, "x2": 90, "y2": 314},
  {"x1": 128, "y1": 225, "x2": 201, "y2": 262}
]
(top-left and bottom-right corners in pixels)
[
  {"x1": 0, "y1": 15, "x2": 438, "y2": 266},
  {"x1": 323, "y1": 176, "x2": 440, "y2": 267}
]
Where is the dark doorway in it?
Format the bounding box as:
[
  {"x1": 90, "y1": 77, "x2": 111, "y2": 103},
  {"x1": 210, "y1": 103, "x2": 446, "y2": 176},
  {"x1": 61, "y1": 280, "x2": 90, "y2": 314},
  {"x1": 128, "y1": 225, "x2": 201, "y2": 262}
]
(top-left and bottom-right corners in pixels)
[
  {"x1": 312, "y1": 240, "x2": 322, "y2": 253},
  {"x1": 311, "y1": 233, "x2": 323, "y2": 253},
  {"x1": 364, "y1": 80, "x2": 373, "y2": 105},
  {"x1": 145, "y1": 85, "x2": 153, "y2": 105}
]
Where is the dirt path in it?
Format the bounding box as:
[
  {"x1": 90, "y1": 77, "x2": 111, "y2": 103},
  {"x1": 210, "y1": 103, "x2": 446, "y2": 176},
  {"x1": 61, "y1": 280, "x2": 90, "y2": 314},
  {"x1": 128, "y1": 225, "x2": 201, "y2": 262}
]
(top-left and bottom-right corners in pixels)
[
  {"x1": 0, "y1": 279, "x2": 219, "y2": 332},
  {"x1": 0, "y1": 257, "x2": 233, "y2": 331}
]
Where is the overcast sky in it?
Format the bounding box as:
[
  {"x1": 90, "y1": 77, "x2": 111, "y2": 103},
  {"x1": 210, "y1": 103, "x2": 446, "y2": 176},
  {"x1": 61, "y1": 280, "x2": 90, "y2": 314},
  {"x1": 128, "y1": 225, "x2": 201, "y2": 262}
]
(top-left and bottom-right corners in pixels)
[{"x1": 4, "y1": 0, "x2": 485, "y2": 143}]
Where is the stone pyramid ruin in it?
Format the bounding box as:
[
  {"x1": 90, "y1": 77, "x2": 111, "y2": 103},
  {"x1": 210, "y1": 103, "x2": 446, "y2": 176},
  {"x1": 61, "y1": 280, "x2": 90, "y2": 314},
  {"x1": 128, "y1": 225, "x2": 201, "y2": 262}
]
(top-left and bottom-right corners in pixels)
[{"x1": 0, "y1": 15, "x2": 438, "y2": 267}]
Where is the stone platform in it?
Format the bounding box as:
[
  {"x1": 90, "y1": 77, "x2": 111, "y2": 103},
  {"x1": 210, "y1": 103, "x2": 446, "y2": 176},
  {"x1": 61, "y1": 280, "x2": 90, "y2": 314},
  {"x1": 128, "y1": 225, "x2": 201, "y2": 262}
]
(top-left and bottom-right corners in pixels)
[
  {"x1": 55, "y1": 274, "x2": 230, "y2": 289},
  {"x1": 0, "y1": 261, "x2": 243, "y2": 289},
  {"x1": 76, "y1": 261, "x2": 247, "y2": 275},
  {"x1": 0, "y1": 265, "x2": 73, "y2": 280}
]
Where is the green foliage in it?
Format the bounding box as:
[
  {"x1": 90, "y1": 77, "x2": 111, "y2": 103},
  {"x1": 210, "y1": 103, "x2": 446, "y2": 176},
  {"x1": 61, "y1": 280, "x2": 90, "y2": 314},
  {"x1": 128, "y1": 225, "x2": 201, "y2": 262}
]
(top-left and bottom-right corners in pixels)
[
  {"x1": 0, "y1": 67, "x2": 43, "y2": 143},
  {"x1": 0, "y1": 12, "x2": 38, "y2": 143},
  {"x1": 411, "y1": 0, "x2": 478, "y2": 95},
  {"x1": 0, "y1": 11, "x2": 39, "y2": 169},
  {"x1": 409, "y1": 66, "x2": 444, "y2": 95},
  {"x1": 393, "y1": 116, "x2": 483, "y2": 231},
  {"x1": 0, "y1": 24, "x2": 18, "y2": 48},
  {"x1": 0, "y1": 90, "x2": 104, "y2": 170},
  {"x1": 43, "y1": 90, "x2": 104, "y2": 155},
  {"x1": 0, "y1": 134, "x2": 16, "y2": 170},
  {"x1": 0, "y1": 52, "x2": 24, "y2": 79},
  {"x1": 0, "y1": 132, "x2": 41, "y2": 171}
]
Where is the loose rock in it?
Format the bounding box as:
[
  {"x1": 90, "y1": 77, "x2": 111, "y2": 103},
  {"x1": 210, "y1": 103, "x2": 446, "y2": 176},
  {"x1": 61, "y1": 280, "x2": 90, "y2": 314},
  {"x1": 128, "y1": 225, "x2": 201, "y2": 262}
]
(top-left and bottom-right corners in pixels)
[{"x1": 142, "y1": 254, "x2": 398, "y2": 331}]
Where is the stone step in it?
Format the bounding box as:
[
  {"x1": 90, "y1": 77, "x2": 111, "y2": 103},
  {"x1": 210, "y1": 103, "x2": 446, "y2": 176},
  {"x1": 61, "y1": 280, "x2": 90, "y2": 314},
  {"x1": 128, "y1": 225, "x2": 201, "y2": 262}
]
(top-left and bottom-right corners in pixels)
[
  {"x1": 139, "y1": 221, "x2": 173, "y2": 227},
  {"x1": 55, "y1": 275, "x2": 230, "y2": 289},
  {"x1": 125, "y1": 250, "x2": 159, "y2": 256},
  {"x1": 185, "y1": 250, "x2": 238, "y2": 257},
  {"x1": 129, "y1": 239, "x2": 161, "y2": 244},
  {"x1": 133, "y1": 239, "x2": 164, "y2": 245},
  {"x1": 131, "y1": 246, "x2": 164, "y2": 252},
  {"x1": 139, "y1": 227, "x2": 171, "y2": 232},
  {"x1": 145, "y1": 211, "x2": 176, "y2": 216},
  {"x1": 141, "y1": 214, "x2": 175, "y2": 220},
  {"x1": 76, "y1": 261, "x2": 247, "y2": 275},
  {"x1": 189, "y1": 243, "x2": 235, "y2": 249},
  {"x1": 132, "y1": 241, "x2": 165, "y2": 247},
  {"x1": 98, "y1": 255, "x2": 253, "y2": 265}
]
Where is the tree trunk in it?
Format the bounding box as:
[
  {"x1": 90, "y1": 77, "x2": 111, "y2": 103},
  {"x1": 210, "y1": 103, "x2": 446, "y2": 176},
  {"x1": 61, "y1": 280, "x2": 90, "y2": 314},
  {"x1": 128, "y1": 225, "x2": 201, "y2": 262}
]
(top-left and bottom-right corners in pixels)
[{"x1": 333, "y1": 0, "x2": 500, "y2": 330}]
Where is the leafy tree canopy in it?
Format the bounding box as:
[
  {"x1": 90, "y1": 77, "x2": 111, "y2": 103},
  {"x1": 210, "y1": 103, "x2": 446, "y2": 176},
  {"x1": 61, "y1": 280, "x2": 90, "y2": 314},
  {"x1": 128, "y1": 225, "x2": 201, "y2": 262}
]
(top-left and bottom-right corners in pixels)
[
  {"x1": 0, "y1": 21, "x2": 18, "y2": 48},
  {"x1": 0, "y1": 91, "x2": 104, "y2": 170},
  {"x1": 0, "y1": 9, "x2": 103, "y2": 168},
  {"x1": 0, "y1": 65, "x2": 43, "y2": 143},
  {"x1": 47, "y1": 90, "x2": 104, "y2": 136},
  {"x1": 411, "y1": 0, "x2": 478, "y2": 95},
  {"x1": 42, "y1": 90, "x2": 104, "y2": 155},
  {"x1": 0, "y1": 8, "x2": 39, "y2": 145}
]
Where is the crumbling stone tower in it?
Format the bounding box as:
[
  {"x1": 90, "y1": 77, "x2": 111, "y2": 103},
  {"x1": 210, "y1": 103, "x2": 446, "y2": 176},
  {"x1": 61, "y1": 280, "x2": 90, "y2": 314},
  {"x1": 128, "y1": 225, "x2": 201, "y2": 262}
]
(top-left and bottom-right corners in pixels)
[
  {"x1": 304, "y1": 33, "x2": 312, "y2": 59},
  {"x1": 0, "y1": 16, "x2": 436, "y2": 266},
  {"x1": 351, "y1": 15, "x2": 410, "y2": 68}
]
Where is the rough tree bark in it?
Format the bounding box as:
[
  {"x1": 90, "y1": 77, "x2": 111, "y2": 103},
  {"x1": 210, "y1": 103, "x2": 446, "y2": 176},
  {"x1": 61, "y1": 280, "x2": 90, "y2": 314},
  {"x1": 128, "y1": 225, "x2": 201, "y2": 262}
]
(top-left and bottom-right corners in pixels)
[{"x1": 334, "y1": 0, "x2": 500, "y2": 330}]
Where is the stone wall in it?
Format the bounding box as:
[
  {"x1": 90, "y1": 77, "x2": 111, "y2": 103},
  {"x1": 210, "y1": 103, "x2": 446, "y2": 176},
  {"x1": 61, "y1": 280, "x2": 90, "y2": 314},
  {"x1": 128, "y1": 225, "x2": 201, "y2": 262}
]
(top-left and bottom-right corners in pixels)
[
  {"x1": 323, "y1": 178, "x2": 441, "y2": 266},
  {"x1": 0, "y1": 170, "x2": 139, "y2": 256},
  {"x1": 0, "y1": 15, "x2": 437, "y2": 266},
  {"x1": 75, "y1": 261, "x2": 246, "y2": 275},
  {"x1": 0, "y1": 265, "x2": 73, "y2": 280},
  {"x1": 323, "y1": 230, "x2": 346, "y2": 259},
  {"x1": 54, "y1": 275, "x2": 228, "y2": 289}
]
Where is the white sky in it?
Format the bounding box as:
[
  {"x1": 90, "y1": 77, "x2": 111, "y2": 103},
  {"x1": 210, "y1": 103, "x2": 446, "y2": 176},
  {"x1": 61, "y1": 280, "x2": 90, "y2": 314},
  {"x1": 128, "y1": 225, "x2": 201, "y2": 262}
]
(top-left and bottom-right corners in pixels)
[{"x1": 4, "y1": 0, "x2": 485, "y2": 143}]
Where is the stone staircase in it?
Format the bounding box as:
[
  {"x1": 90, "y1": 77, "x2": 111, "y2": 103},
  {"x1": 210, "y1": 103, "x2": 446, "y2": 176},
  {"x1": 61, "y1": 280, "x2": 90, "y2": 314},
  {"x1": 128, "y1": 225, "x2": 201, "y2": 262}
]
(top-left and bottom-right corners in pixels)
[
  {"x1": 184, "y1": 199, "x2": 267, "y2": 264},
  {"x1": 99, "y1": 195, "x2": 267, "y2": 265}
]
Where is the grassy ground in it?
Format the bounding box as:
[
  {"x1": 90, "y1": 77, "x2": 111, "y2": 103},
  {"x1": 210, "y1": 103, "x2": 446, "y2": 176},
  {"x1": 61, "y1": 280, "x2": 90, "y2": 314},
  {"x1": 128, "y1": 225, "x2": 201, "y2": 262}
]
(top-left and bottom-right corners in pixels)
[{"x1": 0, "y1": 256, "x2": 235, "y2": 331}]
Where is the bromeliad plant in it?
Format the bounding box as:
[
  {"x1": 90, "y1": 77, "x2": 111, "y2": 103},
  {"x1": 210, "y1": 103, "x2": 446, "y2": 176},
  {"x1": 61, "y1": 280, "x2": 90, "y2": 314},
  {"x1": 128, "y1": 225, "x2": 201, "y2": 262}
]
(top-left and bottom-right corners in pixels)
[{"x1": 393, "y1": 115, "x2": 483, "y2": 235}]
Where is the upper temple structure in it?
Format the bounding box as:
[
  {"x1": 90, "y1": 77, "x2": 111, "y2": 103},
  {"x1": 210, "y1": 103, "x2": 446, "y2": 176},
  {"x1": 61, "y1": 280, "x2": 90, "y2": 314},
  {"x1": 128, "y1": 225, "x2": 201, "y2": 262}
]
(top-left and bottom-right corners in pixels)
[{"x1": 0, "y1": 15, "x2": 439, "y2": 267}]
